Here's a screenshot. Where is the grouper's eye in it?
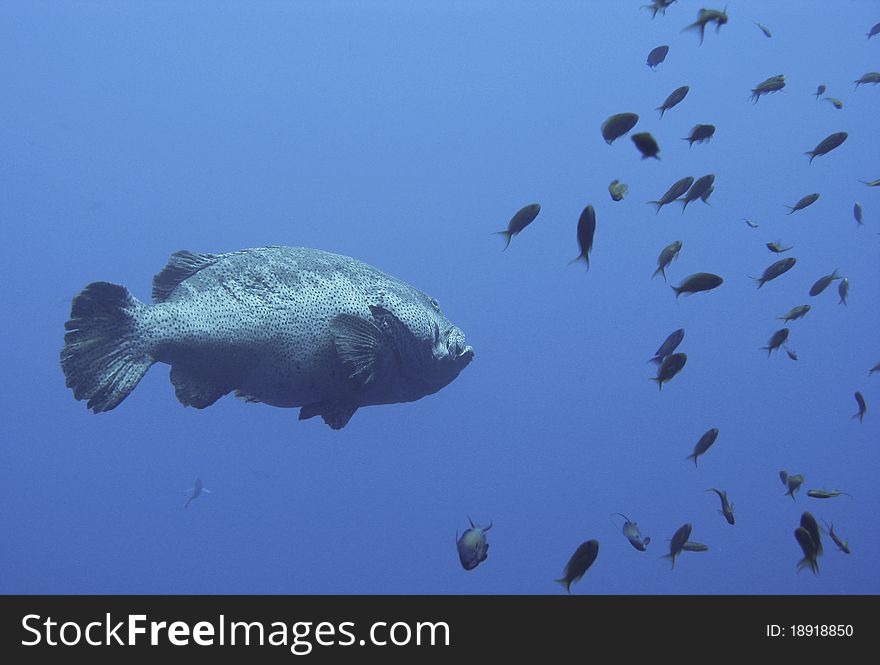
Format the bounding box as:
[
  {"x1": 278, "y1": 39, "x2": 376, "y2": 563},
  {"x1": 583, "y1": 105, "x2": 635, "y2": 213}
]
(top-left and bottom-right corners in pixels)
[{"x1": 429, "y1": 298, "x2": 441, "y2": 312}]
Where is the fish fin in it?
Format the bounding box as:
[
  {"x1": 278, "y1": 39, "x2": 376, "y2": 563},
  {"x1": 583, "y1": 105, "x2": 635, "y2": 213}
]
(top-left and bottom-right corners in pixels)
[
  {"x1": 670, "y1": 285, "x2": 682, "y2": 298},
  {"x1": 492, "y1": 230, "x2": 513, "y2": 250},
  {"x1": 652, "y1": 266, "x2": 665, "y2": 281},
  {"x1": 643, "y1": 537, "x2": 650, "y2": 546},
  {"x1": 299, "y1": 401, "x2": 358, "y2": 430},
  {"x1": 234, "y1": 390, "x2": 262, "y2": 403},
  {"x1": 686, "y1": 453, "x2": 698, "y2": 467},
  {"x1": 170, "y1": 365, "x2": 230, "y2": 409},
  {"x1": 554, "y1": 578, "x2": 572, "y2": 594},
  {"x1": 656, "y1": 106, "x2": 665, "y2": 119},
  {"x1": 61, "y1": 282, "x2": 155, "y2": 413},
  {"x1": 329, "y1": 313, "x2": 385, "y2": 386},
  {"x1": 152, "y1": 250, "x2": 220, "y2": 303},
  {"x1": 806, "y1": 151, "x2": 816, "y2": 164}
]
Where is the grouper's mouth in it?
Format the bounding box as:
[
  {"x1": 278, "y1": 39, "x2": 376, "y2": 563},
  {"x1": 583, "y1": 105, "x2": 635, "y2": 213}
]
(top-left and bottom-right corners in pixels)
[{"x1": 445, "y1": 326, "x2": 474, "y2": 366}]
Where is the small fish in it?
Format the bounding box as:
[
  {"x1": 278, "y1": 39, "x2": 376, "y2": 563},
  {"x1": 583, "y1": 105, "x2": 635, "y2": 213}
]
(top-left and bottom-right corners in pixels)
[
  {"x1": 766, "y1": 241, "x2": 793, "y2": 253},
  {"x1": 859, "y1": 179, "x2": 880, "y2": 187},
  {"x1": 706, "y1": 488, "x2": 735, "y2": 525},
  {"x1": 806, "y1": 132, "x2": 847, "y2": 163},
  {"x1": 649, "y1": 176, "x2": 694, "y2": 213},
  {"x1": 681, "y1": 541, "x2": 708, "y2": 552},
  {"x1": 750, "y1": 74, "x2": 785, "y2": 103},
  {"x1": 601, "y1": 112, "x2": 640, "y2": 145},
  {"x1": 656, "y1": 85, "x2": 689, "y2": 118},
  {"x1": 671, "y1": 272, "x2": 723, "y2": 297},
  {"x1": 853, "y1": 202, "x2": 862, "y2": 226},
  {"x1": 853, "y1": 391, "x2": 867, "y2": 423},
  {"x1": 838, "y1": 278, "x2": 849, "y2": 305},
  {"x1": 679, "y1": 174, "x2": 715, "y2": 212},
  {"x1": 687, "y1": 428, "x2": 719, "y2": 466},
  {"x1": 631, "y1": 132, "x2": 660, "y2": 160},
  {"x1": 556, "y1": 539, "x2": 599, "y2": 593},
  {"x1": 456, "y1": 517, "x2": 492, "y2": 571},
  {"x1": 823, "y1": 97, "x2": 843, "y2": 109},
  {"x1": 785, "y1": 346, "x2": 798, "y2": 361},
  {"x1": 184, "y1": 478, "x2": 212, "y2": 508},
  {"x1": 800, "y1": 512, "x2": 823, "y2": 557},
  {"x1": 608, "y1": 180, "x2": 628, "y2": 201},
  {"x1": 869, "y1": 22, "x2": 880, "y2": 39},
  {"x1": 751, "y1": 257, "x2": 796, "y2": 288},
  {"x1": 806, "y1": 489, "x2": 853, "y2": 500},
  {"x1": 613, "y1": 513, "x2": 651, "y2": 551},
  {"x1": 642, "y1": 0, "x2": 677, "y2": 19},
  {"x1": 570, "y1": 205, "x2": 596, "y2": 269},
  {"x1": 814, "y1": 84, "x2": 826, "y2": 99},
  {"x1": 823, "y1": 521, "x2": 851, "y2": 555},
  {"x1": 785, "y1": 193, "x2": 819, "y2": 214},
  {"x1": 649, "y1": 328, "x2": 685, "y2": 365},
  {"x1": 647, "y1": 45, "x2": 670, "y2": 68},
  {"x1": 683, "y1": 8, "x2": 728, "y2": 45},
  {"x1": 869, "y1": 362, "x2": 880, "y2": 375},
  {"x1": 780, "y1": 471, "x2": 805, "y2": 501},
  {"x1": 652, "y1": 352, "x2": 687, "y2": 390},
  {"x1": 794, "y1": 526, "x2": 819, "y2": 575},
  {"x1": 682, "y1": 124, "x2": 715, "y2": 146},
  {"x1": 809, "y1": 270, "x2": 841, "y2": 296},
  {"x1": 777, "y1": 304, "x2": 810, "y2": 323},
  {"x1": 854, "y1": 72, "x2": 880, "y2": 90},
  {"x1": 652, "y1": 241, "x2": 683, "y2": 281},
  {"x1": 762, "y1": 328, "x2": 790, "y2": 356},
  {"x1": 495, "y1": 203, "x2": 541, "y2": 250},
  {"x1": 754, "y1": 22, "x2": 771, "y2": 38},
  {"x1": 662, "y1": 523, "x2": 692, "y2": 568},
  {"x1": 743, "y1": 219, "x2": 758, "y2": 228}
]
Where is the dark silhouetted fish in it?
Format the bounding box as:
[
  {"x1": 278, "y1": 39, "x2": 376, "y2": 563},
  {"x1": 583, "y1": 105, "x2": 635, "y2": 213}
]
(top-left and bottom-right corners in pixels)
[
  {"x1": 743, "y1": 218, "x2": 758, "y2": 228},
  {"x1": 809, "y1": 269, "x2": 841, "y2": 296},
  {"x1": 496, "y1": 203, "x2": 541, "y2": 250},
  {"x1": 61, "y1": 247, "x2": 474, "y2": 430},
  {"x1": 642, "y1": 0, "x2": 677, "y2": 19},
  {"x1": 806, "y1": 132, "x2": 847, "y2": 163},
  {"x1": 679, "y1": 174, "x2": 715, "y2": 212},
  {"x1": 681, "y1": 541, "x2": 708, "y2": 552},
  {"x1": 785, "y1": 347, "x2": 798, "y2": 361},
  {"x1": 869, "y1": 22, "x2": 880, "y2": 39},
  {"x1": 649, "y1": 176, "x2": 694, "y2": 213},
  {"x1": 632, "y1": 132, "x2": 660, "y2": 159},
  {"x1": 838, "y1": 277, "x2": 849, "y2": 305},
  {"x1": 663, "y1": 523, "x2": 692, "y2": 568},
  {"x1": 571, "y1": 205, "x2": 596, "y2": 269},
  {"x1": 656, "y1": 85, "x2": 689, "y2": 118},
  {"x1": 652, "y1": 352, "x2": 687, "y2": 390},
  {"x1": 683, "y1": 8, "x2": 728, "y2": 44},
  {"x1": 556, "y1": 539, "x2": 599, "y2": 593},
  {"x1": 869, "y1": 362, "x2": 880, "y2": 375},
  {"x1": 794, "y1": 526, "x2": 819, "y2": 575},
  {"x1": 807, "y1": 489, "x2": 852, "y2": 500},
  {"x1": 706, "y1": 488, "x2": 735, "y2": 525},
  {"x1": 785, "y1": 193, "x2": 819, "y2": 214},
  {"x1": 601, "y1": 113, "x2": 639, "y2": 145},
  {"x1": 687, "y1": 428, "x2": 719, "y2": 466},
  {"x1": 750, "y1": 74, "x2": 785, "y2": 103},
  {"x1": 647, "y1": 45, "x2": 670, "y2": 68},
  {"x1": 853, "y1": 391, "x2": 867, "y2": 423},
  {"x1": 814, "y1": 84, "x2": 826, "y2": 99},
  {"x1": 823, "y1": 97, "x2": 843, "y2": 109},
  {"x1": 608, "y1": 180, "x2": 628, "y2": 201},
  {"x1": 652, "y1": 241, "x2": 682, "y2": 281},
  {"x1": 823, "y1": 521, "x2": 850, "y2": 554},
  {"x1": 767, "y1": 241, "x2": 793, "y2": 253},
  {"x1": 184, "y1": 478, "x2": 211, "y2": 508},
  {"x1": 762, "y1": 328, "x2": 790, "y2": 356},
  {"x1": 854, "y1": 72, "x2": 880, "y2": 90},
  {"x1": 801, "y1": 512, "x2": 823, "y2": 557},
  {"x1": 613, "y1": 513, "x2": 651, "y2": 551},
  {"x1": 754, "y1": 22, "x2": 771, "y2": 38},
  {"x1": 780, "y1": 471, "x2": 805, "y2": 501},
  {"x1": 456, "y1": 517, "x2": 492, "y2": 571},
  {"x1": 853, "y1": 202, "x2": 862, "y2": 226},
  {"x1": 859, "y1": 179, "x2": 880, "y2": 187},
  {"x1": 650, "y1": 328, "x2": 685, "y2": 365},
  {"x1": 682, "y1": 124, "x2": 715, "y2": 146},
  {"x1": 751, "y1": 257, "x2": 796, "y2": 288},
  {"x1": 671, "y1": 272, "x2": 723, "y2": 297},
  {"x1": 777, "y1": 305, "x2": 810, "y2": 323}
]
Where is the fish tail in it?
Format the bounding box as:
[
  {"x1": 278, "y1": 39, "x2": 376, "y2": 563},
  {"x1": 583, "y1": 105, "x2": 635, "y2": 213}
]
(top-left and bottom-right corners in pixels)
[
  {"x1": 686, "y1": 454, "x2": 698, "y2": 467},
  {"x1": 61, "y1": 281, "x2": 155, "y2": 413},
  {"x1": 493, "y1": 230, "x2": 512, "y2": 251},
  {"x1": 806, "y1": 151, "x2": 815, "y2": 164},
  {"x1": 761, "y1": 346, "x2": 772, "y2": 357},
  {"x1": 670, "y1": 285, "x2": 682, "y2": 298},
  {"x1": 656, "y1": 106, "x2": 665, "y2": 119},
  {"x1": 648, "y1": 201, "x2": 662, "y2": 214},
  {"x1": 555, "y1": 578, "x2": 572, "y2": 594},
  {"x1": 749, "y1": 276, "x2": 764, "y2": 289},
  {"x1": 652, "y1": 265, "x2": 665, "y2": 281},
  {"x1": 852, "y1": 411, "x2": 864, "y2": 423}
]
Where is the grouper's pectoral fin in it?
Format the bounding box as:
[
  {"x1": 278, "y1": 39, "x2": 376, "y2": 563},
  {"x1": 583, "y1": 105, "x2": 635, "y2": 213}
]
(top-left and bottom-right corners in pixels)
[
  {"x1": 299, "y1": 401, "x2": 358, "y2": 430},
  {"x1": 329, "y1": 313, "x2": 385, "y2": 386},
  {"x1": 170, "y1": 365, "x2": 230, "y2": 409}
]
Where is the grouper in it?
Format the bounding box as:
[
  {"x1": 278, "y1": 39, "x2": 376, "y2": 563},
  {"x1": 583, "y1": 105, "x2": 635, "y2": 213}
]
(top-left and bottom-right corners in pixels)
[{"x1": 61, "y1": 246, "x2": 474, "y2": 429}]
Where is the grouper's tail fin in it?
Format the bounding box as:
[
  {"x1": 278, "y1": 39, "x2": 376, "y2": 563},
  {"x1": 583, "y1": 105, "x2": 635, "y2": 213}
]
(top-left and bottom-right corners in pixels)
[{"x1": 61, "y1": 281, "x2": 154, "y2": 413}]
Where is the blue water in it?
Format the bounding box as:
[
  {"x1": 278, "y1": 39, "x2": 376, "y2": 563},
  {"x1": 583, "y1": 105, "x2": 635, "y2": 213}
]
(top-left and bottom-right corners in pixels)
[{"x1": 1, "y1": 1, "x2": 877, "y2": 594}]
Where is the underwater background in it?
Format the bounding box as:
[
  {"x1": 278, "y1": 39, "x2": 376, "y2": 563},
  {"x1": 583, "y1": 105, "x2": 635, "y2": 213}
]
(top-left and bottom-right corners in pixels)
[{"x1": 1, "y1": 0, "x2": 878, "y2": 594}]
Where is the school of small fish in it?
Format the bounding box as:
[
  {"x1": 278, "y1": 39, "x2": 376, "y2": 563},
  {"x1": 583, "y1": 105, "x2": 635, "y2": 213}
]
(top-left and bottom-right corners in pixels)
[{"x1": 478, "y1": 4, "x2": 876, "y2": 591}]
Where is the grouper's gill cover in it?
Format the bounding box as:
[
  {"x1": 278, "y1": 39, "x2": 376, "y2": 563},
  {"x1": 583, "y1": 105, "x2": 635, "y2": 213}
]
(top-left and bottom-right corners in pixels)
[{"x1": 61, "y1": 246, "x2": 474, "y2": 430}]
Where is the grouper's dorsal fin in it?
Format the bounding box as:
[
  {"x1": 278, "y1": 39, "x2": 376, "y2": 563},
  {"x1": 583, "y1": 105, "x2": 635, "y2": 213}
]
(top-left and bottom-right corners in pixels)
[
  {"x1": 152, "y1": 250, "x2": 220, "y2": 303},
  {"x1": 329, "y1": 313, "x2": 385, "y2": 386}
]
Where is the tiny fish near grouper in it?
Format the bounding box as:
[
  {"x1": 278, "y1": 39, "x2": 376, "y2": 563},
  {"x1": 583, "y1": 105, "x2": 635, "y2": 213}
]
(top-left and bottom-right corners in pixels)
[
  {"x1": 456, "y1": 518, "x2": 492, "y2": 571},
  {"x1": 61, "y1": 246, "x2": 474, "y2": 430}
]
